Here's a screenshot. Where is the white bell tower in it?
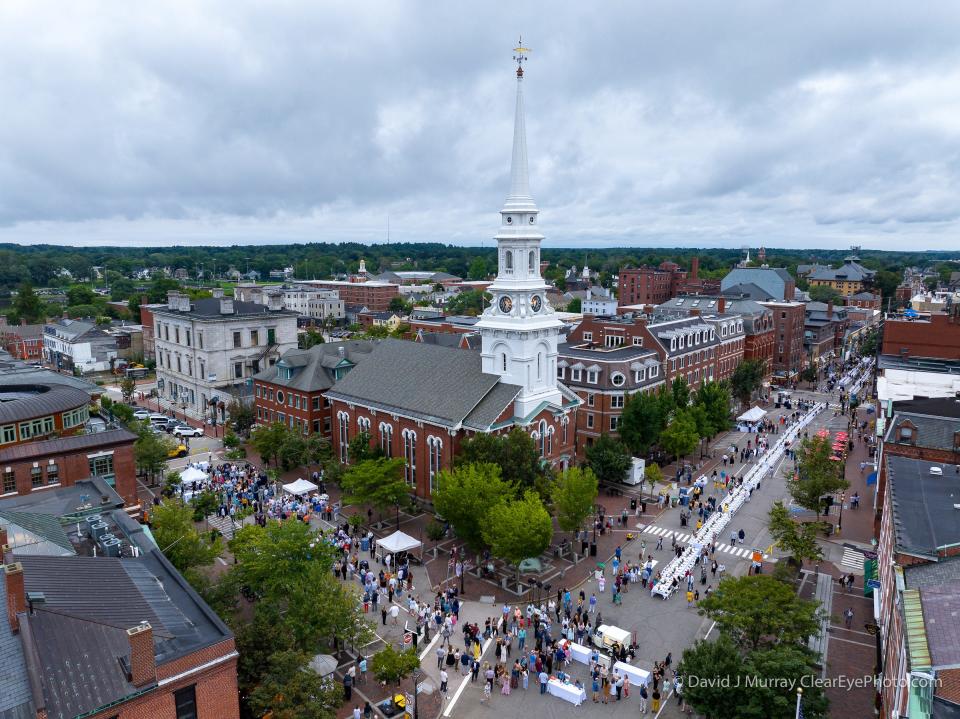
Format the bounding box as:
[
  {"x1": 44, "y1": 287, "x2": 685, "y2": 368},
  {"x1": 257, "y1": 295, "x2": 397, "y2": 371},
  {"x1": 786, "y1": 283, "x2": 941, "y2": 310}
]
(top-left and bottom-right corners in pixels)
[{"x1": 477, "y1": 39, "x2": 563, "y2": 418}]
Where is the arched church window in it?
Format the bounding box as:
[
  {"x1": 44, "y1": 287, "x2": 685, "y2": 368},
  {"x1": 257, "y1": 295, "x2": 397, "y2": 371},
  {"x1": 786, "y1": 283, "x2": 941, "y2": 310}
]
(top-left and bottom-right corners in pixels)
[
  {"x1": 537, "y1": 352, "x2": 543, "y2": 380},
  {"x1": 505, "y1": 251, "x2": 513, "y2": 270},
  {"x1": 529, "y1": 250, "x2": 535, "y2": 271}
]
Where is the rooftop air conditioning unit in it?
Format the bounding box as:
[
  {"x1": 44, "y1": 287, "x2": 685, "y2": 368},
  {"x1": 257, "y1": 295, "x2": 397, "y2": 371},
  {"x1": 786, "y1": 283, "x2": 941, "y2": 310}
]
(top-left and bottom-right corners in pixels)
[
  {"x1": 90, "y1": 522, "x2": 109, "y2": 540},
  {"x1": 102, "y1": 537, "x2": 121, "y2": 557},
  {"x1": 85, "y1": 514, "x2": 102, "y2": 528}
]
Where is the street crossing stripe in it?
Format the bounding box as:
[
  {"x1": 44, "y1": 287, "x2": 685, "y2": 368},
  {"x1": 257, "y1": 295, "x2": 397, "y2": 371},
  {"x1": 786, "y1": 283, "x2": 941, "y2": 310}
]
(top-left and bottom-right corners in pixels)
[
  {"x1": 841, "y1": 547, "x2": 865, "y2": 568},
  {"x1": 636, "y1": 524, "x2": 767, "y2": 559}
]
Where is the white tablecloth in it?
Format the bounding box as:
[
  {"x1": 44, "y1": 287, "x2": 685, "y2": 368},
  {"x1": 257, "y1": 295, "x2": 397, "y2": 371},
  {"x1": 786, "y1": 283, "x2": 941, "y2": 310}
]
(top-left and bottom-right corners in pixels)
[
  {"x1": 547, "y1": 679, "x2": 587, "y2": 705},
  {"x1": 569, "y1": 642, "x2": 592, "y2": 665},
  {"x1": 613, "y1": 661, "x2": 651, "y2": 687}
]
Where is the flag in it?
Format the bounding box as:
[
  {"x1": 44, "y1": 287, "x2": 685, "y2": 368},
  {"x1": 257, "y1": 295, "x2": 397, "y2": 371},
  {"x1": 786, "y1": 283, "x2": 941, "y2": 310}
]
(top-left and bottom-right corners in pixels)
[{"x1": 796, "y1": 692, "x2": 805, "y2": 719}]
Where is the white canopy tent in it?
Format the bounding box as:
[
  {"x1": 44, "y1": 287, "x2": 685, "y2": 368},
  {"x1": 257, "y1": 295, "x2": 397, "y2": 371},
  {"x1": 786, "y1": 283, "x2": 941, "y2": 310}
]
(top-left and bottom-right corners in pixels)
[
  {"x1": 377, "y1": 530, "x2": 421, "y2": 555},
  {"x1": 737, "y1": 406, "x2": 766, "y2": 424},
  {"x1": 283, "y1": 478, "x2": 318, "y2": 496},
  {"x1": 178, "y1": 466, "x2": 209, "y2": 484}
]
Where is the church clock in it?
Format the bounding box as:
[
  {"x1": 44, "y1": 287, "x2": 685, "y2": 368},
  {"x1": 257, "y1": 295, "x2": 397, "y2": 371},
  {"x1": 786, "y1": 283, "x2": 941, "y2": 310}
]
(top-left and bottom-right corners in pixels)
[
  {"x1": 530, "y1": 295, "x2": 542, "y2": 312},
  {"x1": 498, "y1": 295, "x2": 513, "y2": 313}
]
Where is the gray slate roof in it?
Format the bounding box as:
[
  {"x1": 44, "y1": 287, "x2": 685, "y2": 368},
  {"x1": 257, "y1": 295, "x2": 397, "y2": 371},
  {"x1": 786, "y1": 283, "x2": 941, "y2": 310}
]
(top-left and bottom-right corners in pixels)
[
  {"x1": 720, "y1": 282, "x2": 774, "y2": 300},
  {"x1": 808, "y1": 259, "x2": 876, "y2": 282},
  {"x1": 0, "y1": 428, "x2": 137, "y2": 463},
  {"x1": 0, "y1": 385, "x2": 90, "y2": 424},
  {"x1": 919, "y1": 583, "x2": 960, "y2": 667},
  {"x1": 325, "y1": 339, "x2": 518, "y2": 428},
  {"x1": 0, "y1": 573, "x2": 32, "y2": 719},
  {"x1": 885, "y1": 411, "x2": 960, "y2": 452},
  {"x1": 154, "y1": 297, "x2": 296, "y2": 319},
  {"x1": 253, "y1": 341, "x2": 377, "y2": 392},
  {"x1": 887, "y1": 455, "x2": 960, "y2": 557}
]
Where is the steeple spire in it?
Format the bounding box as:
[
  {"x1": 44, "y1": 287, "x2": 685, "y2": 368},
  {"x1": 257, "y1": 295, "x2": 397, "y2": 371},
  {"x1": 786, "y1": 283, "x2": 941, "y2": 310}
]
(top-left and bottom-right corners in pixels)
[{"x1": 505, "y1": 38, "x2": 536, "y2": 213}]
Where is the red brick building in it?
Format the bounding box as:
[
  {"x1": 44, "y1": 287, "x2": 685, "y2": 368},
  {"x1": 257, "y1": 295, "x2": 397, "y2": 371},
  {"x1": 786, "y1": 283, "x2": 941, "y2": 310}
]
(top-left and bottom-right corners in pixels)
[
  {"x1": 295, "y1": 280, "x2": 399, "y2": 311},
  {"x1": 846, "y1": 291, "x2": 882, "y2": 311},
  {"x1": 617, "y1": 261, "x2": 692, "y2": 307},
  {"x1": 1, "y1": 488, "x2": 239, "y2": 719},
  {"x1": 882, "y1": 310, "x2": 960, "y2": 361},
  {"x1": 325, "y1": 340, "x2": 579, "y2": 499},
  {"x1": 253, "y1": 341, "x2": 376, "y2": 438},
  {"x1": 408, "y1": 315, "x2": 481, "y2": 337},
  {"x1": 1, "y1": 324, "x2": 44, "y2": 361},
  {"x1": 758, "y1": 300, "x2": 806, "y2": 381}
]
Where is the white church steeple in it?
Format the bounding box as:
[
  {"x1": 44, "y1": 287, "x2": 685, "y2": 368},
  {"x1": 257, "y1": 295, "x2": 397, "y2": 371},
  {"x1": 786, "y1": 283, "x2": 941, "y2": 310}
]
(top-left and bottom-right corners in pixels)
[{"x1": 477, "y1": 39, "x2": 564, "y2": 418}]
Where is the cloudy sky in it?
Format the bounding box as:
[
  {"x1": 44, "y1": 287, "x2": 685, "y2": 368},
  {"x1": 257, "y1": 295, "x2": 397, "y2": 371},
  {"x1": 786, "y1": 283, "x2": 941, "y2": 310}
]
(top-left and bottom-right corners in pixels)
[{"x1": 2, "y1": 2, "x2": 960, "y2": 250}]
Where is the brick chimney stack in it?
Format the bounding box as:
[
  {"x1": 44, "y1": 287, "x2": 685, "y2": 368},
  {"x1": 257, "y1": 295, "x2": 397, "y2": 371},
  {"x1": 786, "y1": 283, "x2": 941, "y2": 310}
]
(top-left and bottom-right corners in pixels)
[
  {"x1": 127, "y1": 622, "x2": 156, "y2": 687},
  {"x1": 691, "y1": 257, "x2": 699, "y2": 281},
  {"x1": 4, "y1": 562, "x2": 26, "y2": 633},
  {"x1": 718, "y1": 297, "x2": 726, "y2": 313}
]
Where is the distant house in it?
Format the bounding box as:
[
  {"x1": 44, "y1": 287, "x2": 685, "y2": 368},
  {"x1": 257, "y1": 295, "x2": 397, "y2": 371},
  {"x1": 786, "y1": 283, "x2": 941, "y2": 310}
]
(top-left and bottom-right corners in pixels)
[
  {"x1": 807, "y1": 256, "x2": 876, "y2": 297},
  {"x1": 42, "y1": 319, "x2": 118, "y2": 374}
]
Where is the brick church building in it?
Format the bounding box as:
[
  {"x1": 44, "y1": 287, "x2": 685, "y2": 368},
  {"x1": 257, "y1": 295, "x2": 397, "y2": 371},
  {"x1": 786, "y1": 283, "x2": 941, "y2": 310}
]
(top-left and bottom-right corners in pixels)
[{"x1": 325, "y1": 54, "x2": 580, "y2": 498}]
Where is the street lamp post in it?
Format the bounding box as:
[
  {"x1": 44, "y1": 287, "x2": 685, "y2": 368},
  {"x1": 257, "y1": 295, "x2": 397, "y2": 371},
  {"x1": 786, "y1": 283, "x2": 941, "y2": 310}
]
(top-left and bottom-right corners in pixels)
[
  {"x1": 838, "y1": 491, "x2": 845, "y2": 533},
  {"x1": 412, "y1": 667, "x2": 421, "y2": 719},
  {"x1": 180, "y1": 397, "x2": 189, "y2": 423}
]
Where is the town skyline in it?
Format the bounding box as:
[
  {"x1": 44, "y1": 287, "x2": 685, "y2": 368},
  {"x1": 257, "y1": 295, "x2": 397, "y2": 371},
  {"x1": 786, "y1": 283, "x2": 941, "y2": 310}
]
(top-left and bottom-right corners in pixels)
[{"x1": 3, "y1": 2, "x2": 960, "y2": 249}]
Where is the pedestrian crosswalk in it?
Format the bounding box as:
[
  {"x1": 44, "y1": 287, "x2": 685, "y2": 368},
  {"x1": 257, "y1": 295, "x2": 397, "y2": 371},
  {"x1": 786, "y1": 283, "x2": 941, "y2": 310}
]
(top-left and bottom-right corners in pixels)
[
  {"x1": 840, "y1": 546, "x2": 866, "y2": 570},
  {"x1": 635, "y1": 524, "x2": 765, "y2": 560}
]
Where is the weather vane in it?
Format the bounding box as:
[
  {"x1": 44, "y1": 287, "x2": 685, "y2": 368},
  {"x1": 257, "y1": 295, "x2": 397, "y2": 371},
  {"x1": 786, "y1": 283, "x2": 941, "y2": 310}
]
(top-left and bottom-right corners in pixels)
[{"x1": 513, "y1": 36, "x2": 530, "y2": 77}]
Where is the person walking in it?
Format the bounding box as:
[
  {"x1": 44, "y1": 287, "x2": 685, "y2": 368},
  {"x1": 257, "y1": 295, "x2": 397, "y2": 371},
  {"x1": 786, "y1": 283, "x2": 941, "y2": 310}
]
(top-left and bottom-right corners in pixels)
[
  {"x1": 439, "y1": 668, "x2": 448, "y2": 694},
  {"x1": 844, "y1": 606, "x2": 855, "y2": 629},
  {"x1": 639, "y1": 683, "x2": 649, "y2": 713}
]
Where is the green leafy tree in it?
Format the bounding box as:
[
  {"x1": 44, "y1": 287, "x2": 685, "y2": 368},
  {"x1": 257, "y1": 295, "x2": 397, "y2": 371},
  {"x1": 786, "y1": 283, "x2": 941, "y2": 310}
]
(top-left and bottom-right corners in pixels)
[
  {"x1": 745, "y1": 645, "x2": 829, "y2": 718},
  {"x1": 347, "y1": 431, "x2": 381, "y2": 464},
  {"x1": 340, "y1": 458, "x2": 409, "y2": 528},
  {"x1": 809, "y1": 284, "x2": 842, "y2": 303},
  {"x1": 445, "y1": 289, "x2": 489, "y2": 316},
  {"x1": 247, "y1": 650, "x2": 343, "y2": 719},
  {"x1": 787, "y1": 436, "x2": 849, "y2": 519},
  {"x1": 134, "y1": 422, "x2": 176, "y2": 483},
  {"x1": 672, "y1": 376, "x2": 691, "y2": 408},
  {"x1": 388, "y1": 296, "x2": 408, "y2": 313},
  {"x1": 619, "y1": 391, "x2": 663, "y2": 455},
  {"x1": 66, "y1": 284, "x2": 97, "y2": 306},
  {"x1": 565, "y1": 296, "x2": 582, "y2": 313},
  {"x1": 659, "y1": 410, "x2": 699, "y2": 461},
  {"x1": 730, "y1": 359, "x2": 764, "y2": 406},
  {"x1": 552, "y1": 467, "x2": 599, "y2": 537},
  {"x1": 230, "y1": 520, "x2": 370, "y2": 651},
  {"x1": 644, "y1": 462, "x2": 663, "y2": 499},
  {"x1": 698, "y1": 575, "x2": 820, "y2": 652},
  {"x1": 694, "y1": 381, "x2": 732, "y2": 436},
  {"x1": 150, "y1": 499, "x2": 222, "y2": 576},
  {"x1": 120, "y1": 377, "x2": 137, "y2": 403},
  {"x1": 483, "y1": 491, "x2": 553, "y2": 581},
  {"x1": 226, "y1": 398, "x2": 256, "y2": 435},
  {"x1": 432, "y1": 463, "x2": 515, "y2": 553},
  {"x1": 370, "y1": 645, "x2": 421, "y2": 686},
  {"x1": 11, "y1": 282, "x2": 47, "y2": 324},
  {"x1": 677, "y1": 636, "x2": 752, "y2": 719},
  {"x1": 250, "y1": 422, "x2": 290, "y2": 467},
  {"x1": 298, "y1": 327, "x2": 325, "y2": 349},
  {"x1": 467, "y1": 257, "x2": 489, "y2": 280},
  {"x1": 457, "y1": 427, "x2": 552, "y2": 497},
  {"x1": 585, "y1": 433, "x2": 632, "y2": 484},
  {"x1": 768, "y1": 501, "x2": 824, "y2": 568}
]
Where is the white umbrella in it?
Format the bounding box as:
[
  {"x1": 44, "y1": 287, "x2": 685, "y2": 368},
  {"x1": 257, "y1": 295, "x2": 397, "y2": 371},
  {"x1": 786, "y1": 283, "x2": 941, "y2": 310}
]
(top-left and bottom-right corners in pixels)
[{"x1": 178, "y1": 466, "x2": 208, "y2": 483}]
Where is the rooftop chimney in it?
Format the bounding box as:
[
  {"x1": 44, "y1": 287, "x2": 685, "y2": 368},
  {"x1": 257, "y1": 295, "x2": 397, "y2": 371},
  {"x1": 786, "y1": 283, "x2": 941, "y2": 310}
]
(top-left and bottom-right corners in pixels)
[
  {"x1": 167, "y1": 290, "x2": 180, "y2": 310},
  {"x1": 267, "y1": 293, "x2": 283, "y2": 312},
  {"x1": 4, "y1": 562, "x2": 26, "y2": 633},
  {"x1": 691, "y1": 256, "x2": 699, "y2": 281},
  {"x1": 718, "y1": 297, "x2": 726, "y2": 313},
  {"x1": 211, "y1": 288, "x2": 224, "y2": 299},
  {"x1": 219, "y1": 298, "x2": 234, "y2": 315},
  {"x1": 126, "y1": 622, "x2": 156, "y2": 687}
]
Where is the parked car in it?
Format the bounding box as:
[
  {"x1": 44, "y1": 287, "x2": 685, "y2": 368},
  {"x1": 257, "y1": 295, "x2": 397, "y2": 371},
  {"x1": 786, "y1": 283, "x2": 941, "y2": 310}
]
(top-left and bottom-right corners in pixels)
[
  {"x1": 133, "y1": 409, "x2": 151, "y2": 420},
  {"x1": 168, "y1": 444, "x2": 188, "y2": 459},
  {"x1": 173, "y1": 425, "x2": 203, "y2": 438}
]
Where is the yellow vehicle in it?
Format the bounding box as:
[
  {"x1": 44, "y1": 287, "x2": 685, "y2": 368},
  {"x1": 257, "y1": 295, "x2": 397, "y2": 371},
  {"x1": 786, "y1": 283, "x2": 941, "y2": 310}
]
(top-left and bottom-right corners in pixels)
[{"x1": 168, "y1": 444, "x2": 188, "y2": 459}]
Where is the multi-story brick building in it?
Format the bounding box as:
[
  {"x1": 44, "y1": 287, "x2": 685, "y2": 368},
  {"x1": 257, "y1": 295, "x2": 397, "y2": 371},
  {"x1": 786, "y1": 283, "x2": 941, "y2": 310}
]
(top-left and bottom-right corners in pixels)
[
  {"x1": 876, "y1": 454, "x2": 960, "y2": 718},
  {"x1": 617, "y1": 261, "x2": 690, "y2": 307},
  {"x1": 326, "y1": 60, "x2": 580, "y2": 498},
  {"x1": 0, "y1": 323, "x2": 44, "y2": 361},
  {"x1": 882, "y1": 308, "x2": 960, "y2": 361},
  {"x1": 0, "y1": 482, "x2": 239, "y2": 719},
  {"x1": 153, "y1": 290, "x2": 298, "y2": 421},
  {"x1": 758, "y1": 300, "x2": 806, "y2": 382},
  {"x1": 294, "y1": 279, "x2": 399, "y2": 311},
  {"x1": 807, "y1": 255, "x2": 876, "y2": 297},
  {"x1": 139, "y1": 301, "x2": 166, "y2": 361},
  {"x1": 0, "y1": 380, "x2": 139, "y2": 507},
  {"x1": 253, "y1": 341, "x2": 376, "y2": 438},
  {"x1": 847, "y1": 291, "x2": 882, "y2": 311},
  {"x1": 557, "y1": 340, "x2": 664, "y2": 454}
]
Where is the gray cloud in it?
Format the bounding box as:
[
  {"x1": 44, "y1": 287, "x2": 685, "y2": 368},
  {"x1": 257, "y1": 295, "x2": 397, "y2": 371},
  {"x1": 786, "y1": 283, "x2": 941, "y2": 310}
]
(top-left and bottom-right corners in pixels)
[{"x1": 1, "y1": 1, "x2": 960, "y2": 249}]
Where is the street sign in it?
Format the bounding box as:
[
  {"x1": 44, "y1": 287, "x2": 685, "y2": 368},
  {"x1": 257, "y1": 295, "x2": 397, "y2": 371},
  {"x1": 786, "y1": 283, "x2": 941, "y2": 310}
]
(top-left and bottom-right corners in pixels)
[{"x1": 867, "y1": 579, "x2": 880, "y2": 589}]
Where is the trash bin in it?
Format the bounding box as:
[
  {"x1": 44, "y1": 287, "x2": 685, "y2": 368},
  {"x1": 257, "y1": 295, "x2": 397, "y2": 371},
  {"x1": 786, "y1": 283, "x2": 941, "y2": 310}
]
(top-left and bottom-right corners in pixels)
[
  {"x1": 640, "y1": 501, "x2": 647, "y2": 514},
  {"x1": 590, "y1": 543, "x2": 598, "y2": 557},
  {"x1": 581, "y1": 540, "x2": 589, "y2": 555},
  {"x1": 630, "y1": 498, "x2": 637, "y2": 510},
  {"x1": 361, "y1": 537, "x2": 370, "y2": 552}
]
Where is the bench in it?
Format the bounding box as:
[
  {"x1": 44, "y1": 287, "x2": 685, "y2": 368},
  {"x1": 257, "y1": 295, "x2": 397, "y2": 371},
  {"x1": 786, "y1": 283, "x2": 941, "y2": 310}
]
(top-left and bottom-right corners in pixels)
[{"x1": 807, "y1": 572, "x2": 833, "y2": 676}]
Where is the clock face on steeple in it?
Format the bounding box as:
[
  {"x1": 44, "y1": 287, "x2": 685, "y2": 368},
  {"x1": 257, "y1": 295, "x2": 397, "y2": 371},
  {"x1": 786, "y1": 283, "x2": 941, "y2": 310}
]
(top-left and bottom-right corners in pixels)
[
  {"x1": 531, "y1": 295, "x2": 542, "y2": 312},
  {"x1": 499, "y1": 295, "x2": 513, "y2": 313}
]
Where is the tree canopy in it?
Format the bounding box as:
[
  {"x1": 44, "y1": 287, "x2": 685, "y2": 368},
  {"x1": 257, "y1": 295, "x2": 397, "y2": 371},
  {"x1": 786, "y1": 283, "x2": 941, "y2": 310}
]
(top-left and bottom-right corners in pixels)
[
  {"x1": 432, "y1": 463, "x2": 515, "y2": 553},
  {"x1": 483, "y1": 491, "x2": 553, "y2": 574},
  {"x1": 768, "y1": 500, "x2": 824, "y2": 567},
  {"x1": 552, "y1": 467, "x2": 599, "y2": 535},
  {"x1": 584, "y1": 433, "x2": 632, "y2": 484},
  {"x1": 340, "y1": 457, "x2": 409, "y2": 526},
  {"x1": 787, "y1": 435, "x2": 849, "y2": 518},
  {"x1": 150, "y1": 499, "x2": 221, "y2": 576},
  {"x1": 730, "y1": 359, "x2": 765, "y2": 406},
  {"x1": 457, "y1": 427, "x2": 552, "y2": 498},
  {"x1": 618, "y1": 391, "x2": 664, "y2": 455}
]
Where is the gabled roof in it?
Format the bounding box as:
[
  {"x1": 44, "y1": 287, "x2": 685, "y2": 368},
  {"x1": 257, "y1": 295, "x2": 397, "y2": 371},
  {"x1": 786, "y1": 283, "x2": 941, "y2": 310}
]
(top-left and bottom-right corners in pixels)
[
  {"x1": 0, "y1": 429, "x2": 137, "y2": 463},
  {"x1": 720, "y1": 282, "x2": 774, "y2": 301},
  {"x1": 808, "y1": 259, "x2": 876, "y2": 282},
  {"x1": 325, "y1": 339, "x2": 520, "y2": 428},
  {"x1": 253, "y1": 341, "x2": 377, "y2": 393}
]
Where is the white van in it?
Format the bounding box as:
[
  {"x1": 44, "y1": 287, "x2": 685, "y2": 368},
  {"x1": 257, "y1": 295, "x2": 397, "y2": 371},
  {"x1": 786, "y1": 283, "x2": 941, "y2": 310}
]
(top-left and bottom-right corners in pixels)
[
  {"x1": 622, "y1": 458, "x2": 646, "y2": 486},
  {"x1": 591, "y1": 624, "x2": 631, "y2": 650}
]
